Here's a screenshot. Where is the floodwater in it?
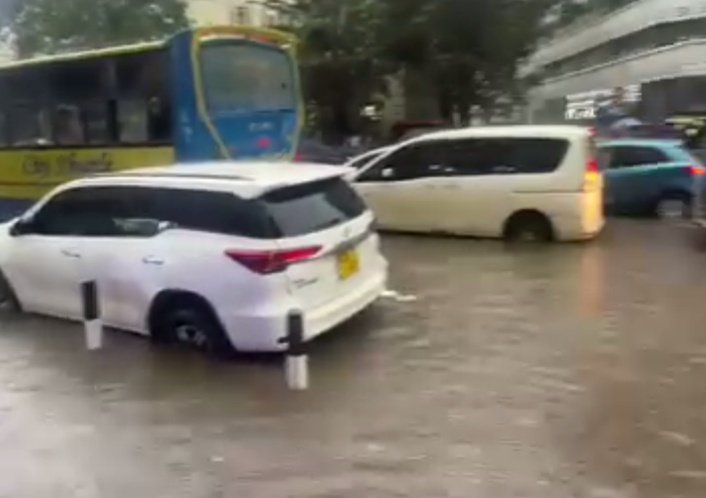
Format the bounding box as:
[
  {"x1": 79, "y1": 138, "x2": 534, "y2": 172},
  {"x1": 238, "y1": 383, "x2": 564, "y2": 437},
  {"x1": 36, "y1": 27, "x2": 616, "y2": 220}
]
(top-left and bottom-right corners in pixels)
[{"x1": 1, "y1": 220, "x2": 706, "y2": 498}]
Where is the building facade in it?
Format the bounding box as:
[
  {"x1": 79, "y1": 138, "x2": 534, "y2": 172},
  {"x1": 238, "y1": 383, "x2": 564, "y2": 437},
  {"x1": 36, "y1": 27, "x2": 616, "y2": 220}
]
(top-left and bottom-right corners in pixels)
[
  {"x1": 188, "y1": 0, "x2": 287, "y2": 28},
  {"x1": 524, "y1": 0, "x2": 706, "y2": 125}
]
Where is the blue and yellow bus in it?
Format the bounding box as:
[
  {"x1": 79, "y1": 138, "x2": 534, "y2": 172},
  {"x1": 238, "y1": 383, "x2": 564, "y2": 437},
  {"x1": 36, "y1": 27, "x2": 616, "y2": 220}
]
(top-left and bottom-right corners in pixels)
[{"x1": 0, "y1": 26, "x2": 302, "y2": 219}]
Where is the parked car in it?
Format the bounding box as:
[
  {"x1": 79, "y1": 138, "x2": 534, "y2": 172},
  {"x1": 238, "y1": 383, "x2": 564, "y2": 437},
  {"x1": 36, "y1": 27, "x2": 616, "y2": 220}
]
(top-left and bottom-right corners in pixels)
[
  {"x1": 599, "y1": 139, "x2": 706, "y2": 218},
  {"x1": 296, "y1": 138, "x2": 367, "y2": 165},
  {"x1": 343, "y1": 146, "x2": 392, "y2": 170},
  {"x1": 0, "y1": 162, "x2": 388, "y2": 355},
  {"x1": 351, "y1": 126, "x2": 604, "y2": 242},
  {"x1": 295, "y1": 138, "x2": 350, "y2": 164}
]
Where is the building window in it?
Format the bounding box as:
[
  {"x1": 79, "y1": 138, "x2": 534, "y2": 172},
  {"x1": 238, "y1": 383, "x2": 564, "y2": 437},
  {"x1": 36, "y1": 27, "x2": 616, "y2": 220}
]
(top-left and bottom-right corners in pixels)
[
  {"x1": 231, "y1": 6, "x2": 250, "y2": 25},
  {"x1": 265, "y1": 10, "x2": 278, "y2": 27}
]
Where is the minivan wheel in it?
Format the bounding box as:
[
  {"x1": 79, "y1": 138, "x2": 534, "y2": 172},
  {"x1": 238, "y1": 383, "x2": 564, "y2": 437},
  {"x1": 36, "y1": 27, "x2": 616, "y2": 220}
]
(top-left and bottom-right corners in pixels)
[
  {"x1": 504, "y1": 212, "x2": 553, "y2": 243},
  {"x1": 656, "y1": 194, "x2": 691, "y2": 220},
  {"x1": 155, "y1": 297, "x2": 236, "y2": 358}
]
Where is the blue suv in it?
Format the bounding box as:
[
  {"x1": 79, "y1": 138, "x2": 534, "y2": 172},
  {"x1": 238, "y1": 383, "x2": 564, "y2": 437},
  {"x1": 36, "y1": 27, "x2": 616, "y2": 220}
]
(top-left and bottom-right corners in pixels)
[{"x1": 599, "y1": 139, "x2": 705, "y2": 218}]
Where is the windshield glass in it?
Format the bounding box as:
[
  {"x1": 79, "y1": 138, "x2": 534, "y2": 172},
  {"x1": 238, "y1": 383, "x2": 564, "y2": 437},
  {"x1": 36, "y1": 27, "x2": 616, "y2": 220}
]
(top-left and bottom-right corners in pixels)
[{"x1": 200, "y1": 41, "x2": 295, "y2": 112}]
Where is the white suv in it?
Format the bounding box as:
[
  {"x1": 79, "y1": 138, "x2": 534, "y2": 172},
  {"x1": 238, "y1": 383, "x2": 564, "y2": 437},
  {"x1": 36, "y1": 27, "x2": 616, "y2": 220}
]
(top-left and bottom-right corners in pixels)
[{"x1": 0, "y1": 162, "x2": 388, "y2": 355}]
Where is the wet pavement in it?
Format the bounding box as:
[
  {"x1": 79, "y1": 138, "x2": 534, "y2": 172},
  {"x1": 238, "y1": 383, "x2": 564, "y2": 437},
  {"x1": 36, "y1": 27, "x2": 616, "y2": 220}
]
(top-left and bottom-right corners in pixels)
[{"x1": 1, "y1": 220, "x2": 706, "y2": 497}]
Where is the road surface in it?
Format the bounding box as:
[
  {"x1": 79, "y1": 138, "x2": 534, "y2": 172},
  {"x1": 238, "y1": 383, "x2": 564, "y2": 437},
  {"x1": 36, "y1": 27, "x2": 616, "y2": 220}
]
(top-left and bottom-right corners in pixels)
[{"x1": 0, "y1": 220, "x2": 705, "y2": 497}]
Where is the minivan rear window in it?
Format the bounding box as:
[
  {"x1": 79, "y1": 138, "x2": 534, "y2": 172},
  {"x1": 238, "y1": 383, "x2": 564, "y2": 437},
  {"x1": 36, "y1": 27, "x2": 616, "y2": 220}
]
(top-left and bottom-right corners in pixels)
[{"x1": 262, "y1": 177, "x2": 366, "y2": 237}]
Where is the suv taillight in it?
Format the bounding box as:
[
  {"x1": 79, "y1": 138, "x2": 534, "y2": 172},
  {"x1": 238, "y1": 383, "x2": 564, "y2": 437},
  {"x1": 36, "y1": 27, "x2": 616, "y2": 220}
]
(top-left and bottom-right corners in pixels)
[
  {"x1": 225, "y1": 246, "x2": 322, "y2": 274},
  {"x1": 690, "y1": 165, "x2": 706, "y2": 177}
]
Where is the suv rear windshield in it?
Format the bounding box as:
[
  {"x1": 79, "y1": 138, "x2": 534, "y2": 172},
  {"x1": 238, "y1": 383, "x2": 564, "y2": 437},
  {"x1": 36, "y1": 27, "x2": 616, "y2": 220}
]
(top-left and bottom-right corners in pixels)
[{"x1": 262, "y1": 177, "x2": 366, "y2": 237}]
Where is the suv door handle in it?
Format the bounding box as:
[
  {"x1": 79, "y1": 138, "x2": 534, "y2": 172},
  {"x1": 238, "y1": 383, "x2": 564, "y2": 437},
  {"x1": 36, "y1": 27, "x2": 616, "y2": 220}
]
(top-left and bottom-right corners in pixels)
[
  {"x1": 61, "y1": 249, "x2": 81, "y2": 259},
  {"x1": 142, "y1": 256, "x2": 164, "y2": 266}
]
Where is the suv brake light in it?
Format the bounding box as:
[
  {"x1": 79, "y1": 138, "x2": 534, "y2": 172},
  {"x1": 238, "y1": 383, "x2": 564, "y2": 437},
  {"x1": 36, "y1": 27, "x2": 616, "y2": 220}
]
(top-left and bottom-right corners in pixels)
[
  {"x1": 690, "y1": 165, "x2": 706, "y2": 177},
  {"x1": 226, "y1": 246, "x2": 322, "y2": 274}
]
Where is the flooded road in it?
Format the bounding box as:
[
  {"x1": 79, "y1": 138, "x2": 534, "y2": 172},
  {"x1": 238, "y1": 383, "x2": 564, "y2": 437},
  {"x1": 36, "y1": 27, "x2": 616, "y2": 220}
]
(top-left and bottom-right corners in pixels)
[{"x1": 1, "y1": 220, "x2": 706, "y2": 497}]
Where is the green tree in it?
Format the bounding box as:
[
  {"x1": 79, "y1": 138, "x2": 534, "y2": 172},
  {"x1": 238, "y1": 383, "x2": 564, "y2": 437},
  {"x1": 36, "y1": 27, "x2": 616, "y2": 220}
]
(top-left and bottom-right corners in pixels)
[
  {"x1": 271, "y1": 0, "x2": 558, "y2": 136},
  {"x1": 384, "y1": 0, "x2": 552, "y2": 122},
  {"x1": 268, "y1": 0, "x2": 394, "y2": 142},
  {"x1": 11, "y1": 0, "x2": 189, "y2": 57}
]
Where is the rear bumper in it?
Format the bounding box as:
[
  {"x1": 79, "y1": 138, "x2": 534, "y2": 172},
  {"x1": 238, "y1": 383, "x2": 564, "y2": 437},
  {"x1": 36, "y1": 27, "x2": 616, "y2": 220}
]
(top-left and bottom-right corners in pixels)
[
  {"x1": 221, "y1": 268, "x2": 387, "y2": 353},
  {"x1": 304, "y1": 269, "x2": 387, "y2": 342},
  {"x1": 546, "y1": 191, "x2": 605, "y2": 241}
]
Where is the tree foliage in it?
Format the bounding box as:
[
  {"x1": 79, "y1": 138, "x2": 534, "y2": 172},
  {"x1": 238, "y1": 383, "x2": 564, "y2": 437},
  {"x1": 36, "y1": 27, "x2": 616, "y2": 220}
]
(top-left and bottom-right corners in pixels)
[
  {"x1": 271, "y1": 0, "x2": 554, "y2": 136},
  {"x1": 11, "y1": 0, "x2": 189, "y2": 57}
]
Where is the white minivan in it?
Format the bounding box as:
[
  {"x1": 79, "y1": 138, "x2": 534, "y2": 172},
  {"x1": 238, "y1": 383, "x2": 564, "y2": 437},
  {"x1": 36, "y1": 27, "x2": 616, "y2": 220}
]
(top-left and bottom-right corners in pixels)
[{"x1": 352, "y1": 126, "x2": 604, "y2": 242}]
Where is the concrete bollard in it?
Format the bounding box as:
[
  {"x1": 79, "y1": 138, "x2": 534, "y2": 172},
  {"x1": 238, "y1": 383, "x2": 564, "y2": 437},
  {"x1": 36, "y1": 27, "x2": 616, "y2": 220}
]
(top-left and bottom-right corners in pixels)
[
  {"x1": 280, "y1": 310, "x2": 309, "y2": 391},
  {"x1": 81, "y1": 281, "x2": 103, "y2": 351}
]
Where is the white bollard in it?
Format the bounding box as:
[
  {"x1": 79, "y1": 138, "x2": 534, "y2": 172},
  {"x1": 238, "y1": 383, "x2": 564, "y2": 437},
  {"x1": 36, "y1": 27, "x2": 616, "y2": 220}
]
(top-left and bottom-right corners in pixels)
[
  {"x1": 85, "y1": 319, "x2": 103, "y2": 351},
  {"x1": 286, "y1": 355, "x2": 309, "y2": 391},
  {"x1": 281, "y1": 310, "x2": 309, "y2": 391},
  {"x1": 81, "y1": 281, "x2": 103, "y2": 351}
]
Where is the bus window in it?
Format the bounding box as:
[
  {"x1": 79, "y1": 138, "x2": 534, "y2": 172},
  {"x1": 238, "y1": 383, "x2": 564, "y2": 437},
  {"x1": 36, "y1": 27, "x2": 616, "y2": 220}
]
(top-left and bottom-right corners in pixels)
[
  {"x1": 83, "y1": 101, "x2": 111, "y2": 144},
  {"x1": 200, "y1": 42, "x2": 295, "y2": 111},
  {"x1": 12, "y1": 106, "x2": 52, "y2": 147},
  {"x1": 147, "y1": 96, "x2": 171, "y2": 143},
  {"x1": 115, "y1": 51, "x2": 171, "y2": 144},
  {"x1": 118, "y1": 100, "x2": 149, "y2": 144},
  {"x1": 53, "y1": 104, "x2": 85, "y2": 146},
  {"x1": 0, "y1": 112, "x2": 7, "y2": 147}
]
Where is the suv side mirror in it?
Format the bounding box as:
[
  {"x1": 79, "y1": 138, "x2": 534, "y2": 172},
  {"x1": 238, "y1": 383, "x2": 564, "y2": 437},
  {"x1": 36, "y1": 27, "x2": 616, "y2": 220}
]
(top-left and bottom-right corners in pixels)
[{"x1": 10, "y1": 217, "x2": 35, "y2": 237}]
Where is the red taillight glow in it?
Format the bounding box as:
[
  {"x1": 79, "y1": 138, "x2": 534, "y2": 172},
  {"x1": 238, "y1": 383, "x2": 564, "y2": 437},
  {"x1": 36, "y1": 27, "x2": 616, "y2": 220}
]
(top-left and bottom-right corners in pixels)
[
  {"x1": 294, "y1": 153, "x2": 303, "y2": 162},
  {"x1": 690, "y1": 165, "x2": 706, "y2": 177},
  {"x1": 586, "y1": 158, "x2": 600, "y2": 174},
  {"x1": 225, "y1": 246, "x2": 322, "y2": 274},
  {"x1": 257, "y1": 137, "x2": 272, "y2": 150}
]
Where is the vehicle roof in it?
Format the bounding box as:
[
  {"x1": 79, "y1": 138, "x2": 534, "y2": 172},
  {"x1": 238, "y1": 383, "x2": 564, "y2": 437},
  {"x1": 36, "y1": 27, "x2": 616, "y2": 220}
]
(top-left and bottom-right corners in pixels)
[
  {"x1": 0, "y1": 26, "x2": 295, "y2": 72},
  {"x1": 355, "y1": 146, "x2": 392, "y2": 158},
  {"x1": 0, "y1": 41, "x2": 165, "y2": 71},
  {"x1": 599, "y1": 139, "x2": 684, "y2": 148},
  {"x1": 66, "y1": 162, "x2": 350, "y2": 199},
  {"x1": 406, "y1": 125, "x2": 590, "y2": 144}
]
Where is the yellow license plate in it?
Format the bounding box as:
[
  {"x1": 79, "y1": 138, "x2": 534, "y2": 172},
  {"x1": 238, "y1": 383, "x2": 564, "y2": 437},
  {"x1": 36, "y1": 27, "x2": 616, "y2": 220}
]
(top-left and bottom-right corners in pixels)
[{"x1": 337, "y1": 250, "x2": 360, "y2": 280}]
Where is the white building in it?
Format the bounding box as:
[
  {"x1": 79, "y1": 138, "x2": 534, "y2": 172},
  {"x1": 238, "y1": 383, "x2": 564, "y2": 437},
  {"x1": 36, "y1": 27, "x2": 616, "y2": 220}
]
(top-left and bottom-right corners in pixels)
[
  {"x1": 188, "y1": 0, "x2": 287, "y2": 28},
  {"x1": 524, "y1": 0, "x2": 706, "y2": 124}
]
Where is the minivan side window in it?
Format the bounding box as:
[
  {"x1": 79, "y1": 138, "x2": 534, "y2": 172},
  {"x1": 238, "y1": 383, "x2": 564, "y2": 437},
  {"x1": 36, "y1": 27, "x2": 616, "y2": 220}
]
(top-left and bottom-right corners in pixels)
[
  {"x1": 358, "y1": 138, "x2": 569, "y2": 180},
  {"x1": 446, "y1": 138, "x2": 569, "y2": 176},
  {"x1": 357, "y1": 143, "x2": 438, "y2": 182}
]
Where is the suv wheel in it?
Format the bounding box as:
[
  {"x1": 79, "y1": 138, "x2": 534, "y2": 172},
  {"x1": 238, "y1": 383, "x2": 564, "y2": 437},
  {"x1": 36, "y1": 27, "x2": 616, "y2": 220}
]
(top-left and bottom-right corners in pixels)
[
  {"x1": 656, "y1": 194, "x2": 692, "y2": 220},
  {"x1": 156, "y1": 297, "x2": 236, "y2": 358}
]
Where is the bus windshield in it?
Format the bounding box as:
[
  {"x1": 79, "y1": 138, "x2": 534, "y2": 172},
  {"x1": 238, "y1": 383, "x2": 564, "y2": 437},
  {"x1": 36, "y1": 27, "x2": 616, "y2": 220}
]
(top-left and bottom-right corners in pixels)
[{"x1": 200, "y1": 41, "x2": 296, "y2": 112}]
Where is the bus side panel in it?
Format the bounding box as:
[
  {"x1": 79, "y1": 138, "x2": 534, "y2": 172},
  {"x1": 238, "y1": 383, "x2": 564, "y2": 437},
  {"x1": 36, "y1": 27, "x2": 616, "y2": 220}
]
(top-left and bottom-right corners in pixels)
[
  {"x1": 169, "y1": 31, "x2": 224, "y2": 163},
  {"x1": 0, "y1": 146, "x2": 174, "y2": 221}
]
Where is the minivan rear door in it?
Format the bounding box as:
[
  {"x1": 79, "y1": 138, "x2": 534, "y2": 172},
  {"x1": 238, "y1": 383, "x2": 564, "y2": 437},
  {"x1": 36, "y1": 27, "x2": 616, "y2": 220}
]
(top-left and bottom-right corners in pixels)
[{"x1": 261, "y1": 177, "x2": 378, "y2": 310}]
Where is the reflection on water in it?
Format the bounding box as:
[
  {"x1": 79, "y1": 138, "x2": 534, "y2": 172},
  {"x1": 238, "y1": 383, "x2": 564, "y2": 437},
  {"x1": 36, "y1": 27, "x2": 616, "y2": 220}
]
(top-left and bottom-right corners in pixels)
[{"x1": 0, "y1": 220, "x2": 706, "y2": 497}]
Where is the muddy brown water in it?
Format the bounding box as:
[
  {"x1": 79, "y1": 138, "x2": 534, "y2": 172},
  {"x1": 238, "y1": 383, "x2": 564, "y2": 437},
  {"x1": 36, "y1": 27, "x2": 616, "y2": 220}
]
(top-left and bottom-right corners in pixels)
[{"x1": 0, "y1": 220, "x2": 705, "y2": 497}]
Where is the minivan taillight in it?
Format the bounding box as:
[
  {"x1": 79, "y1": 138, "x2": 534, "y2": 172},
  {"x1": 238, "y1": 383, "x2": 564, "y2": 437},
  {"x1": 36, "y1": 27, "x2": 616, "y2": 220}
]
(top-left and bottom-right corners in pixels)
[
  {"x1": 586, "y1": 158, "x2": 600, "y2": 175},
  {"x1": 225, "y1": 246, "x2": 322, "y2": 274}
]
